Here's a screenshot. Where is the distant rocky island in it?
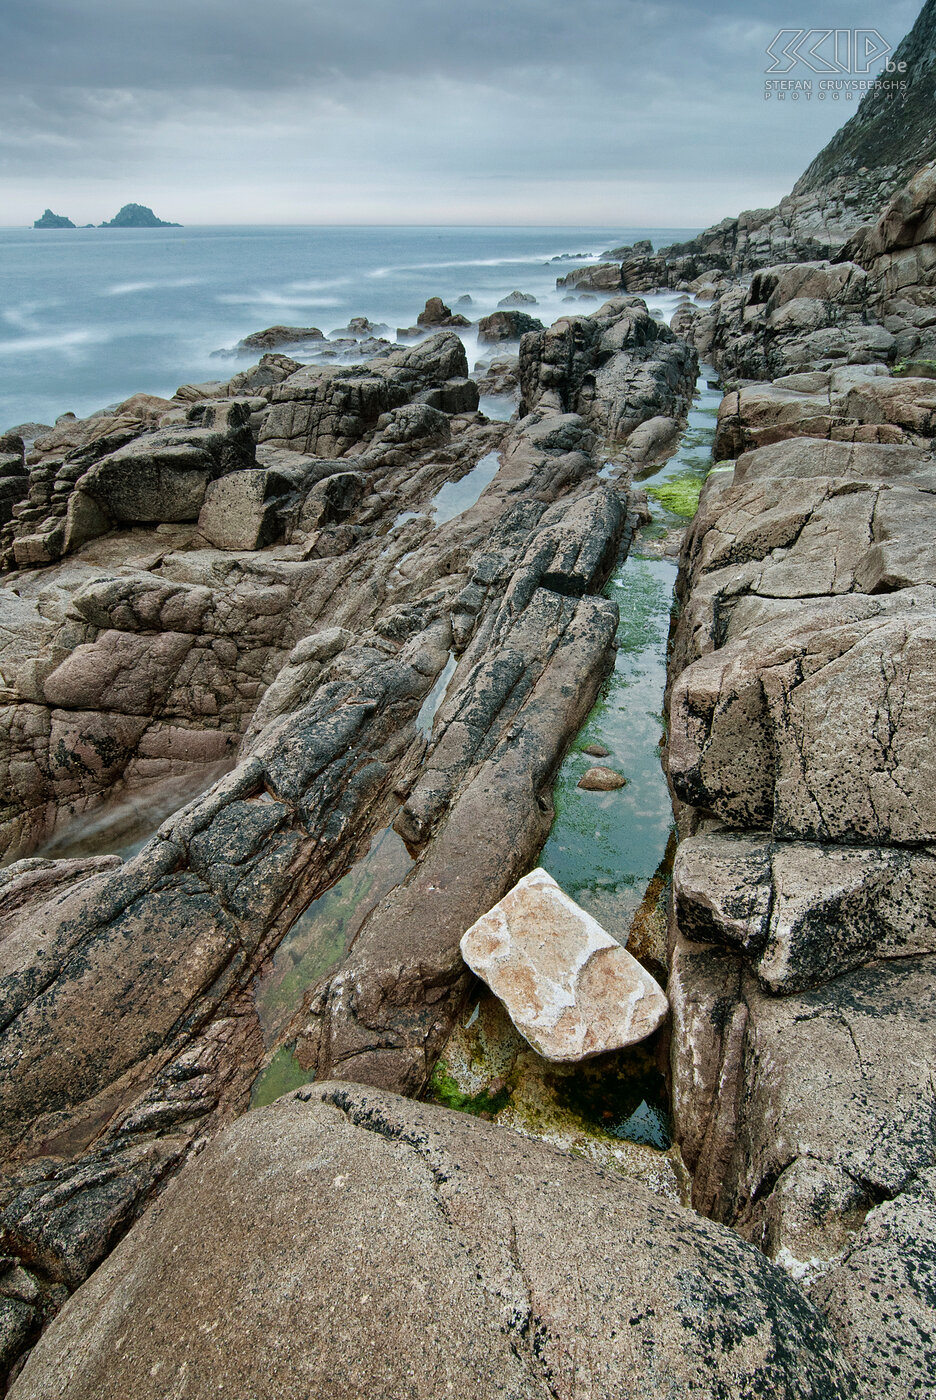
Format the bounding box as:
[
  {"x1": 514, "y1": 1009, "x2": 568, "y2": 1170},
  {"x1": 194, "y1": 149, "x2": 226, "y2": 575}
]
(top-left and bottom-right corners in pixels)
[
  {"x1": 99, "y1": 203, "x2": 181, "y2": 228},
  {"x1": 32, "y1": 203, "x2": 181, "y2": 229},
  {"x1": 32, "y1": 209, "x2": 75, "y2": 229}
]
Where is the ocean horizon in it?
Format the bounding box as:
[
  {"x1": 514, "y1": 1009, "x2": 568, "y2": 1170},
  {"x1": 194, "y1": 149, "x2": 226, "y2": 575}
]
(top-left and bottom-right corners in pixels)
[{"x1": 0, "y1": 224, "x2": 699, "y2": 430}]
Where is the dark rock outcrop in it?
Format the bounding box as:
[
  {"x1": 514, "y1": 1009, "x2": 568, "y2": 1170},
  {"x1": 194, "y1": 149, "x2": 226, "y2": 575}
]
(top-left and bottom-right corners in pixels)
[
  {"x1": 477, "y1": 310, "x2": 545, "y2": 344},
  {"x1": 497, "y1": 290, "x2": 537, "y2": 307},
  {"x1": 259, "y1": 331, "x2": 470, "y2": 456},
  {"x1": 234, "y1": 325, "x2": 325, "y2": 353},
  {"x1": 518, "y1": 297, "x2": 697, "y2": 445},
  {"x1": 32, "y1": 211, "x2": 74, "y2": 230},
  {"x1": 98, "y1": 204, "x2": 181, "y2": 228},
  {"x1": 415, "y1": 297, "x2": 471, "y2": 329}
]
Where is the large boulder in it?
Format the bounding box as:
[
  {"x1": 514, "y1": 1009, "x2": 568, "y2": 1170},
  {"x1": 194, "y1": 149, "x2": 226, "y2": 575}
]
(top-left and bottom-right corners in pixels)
[
  {"x1": 691, "y1": 260, "x2": 898, "y2": 380},
  {"x1": 714, "y1": 363, "x2": 936, "y2": 460},
  {"x1": 668, "y1": 590, "x2": 936, "y2": 844},
  {"x1": 196, "y1": 467, "x2": 291, "y2": 550},
  {"x1": 477, "y1": 309, "x2": 545, "y2": 344},
  {"x1": 9, "y1": 1083, "x2": 857, "y2": 1400},
  {"x1": 77, "y1": 400, "x2": 256, "y2": 525},
  {"x1": 415, "y1": 296, "x2": 470, "y2": 328},
  {"x1": 556, "y1": 262, "x2": 623, "y2": 292}
]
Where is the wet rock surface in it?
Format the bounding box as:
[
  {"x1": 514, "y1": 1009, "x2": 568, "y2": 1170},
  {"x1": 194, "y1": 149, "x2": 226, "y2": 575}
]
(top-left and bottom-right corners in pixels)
[
  {"x1": 577, "y1": 764, "x2": 626, "y2": 790},
  {"x1": 9, "y1": 1084, "x2": 858, "y2": 1400}
]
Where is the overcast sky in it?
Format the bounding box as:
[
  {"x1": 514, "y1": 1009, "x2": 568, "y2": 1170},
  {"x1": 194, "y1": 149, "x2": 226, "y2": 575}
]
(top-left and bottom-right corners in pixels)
[{"x1": 0, "y1": 0, "x2": 921, "y2": 227}]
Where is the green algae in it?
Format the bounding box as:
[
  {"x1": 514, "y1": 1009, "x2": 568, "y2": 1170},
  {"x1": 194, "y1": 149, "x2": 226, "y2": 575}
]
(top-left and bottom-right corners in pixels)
[
  {"x1": 250, "y1": 1042, "x2": 316, "y2": 1108},
  {"x1": 539, "y1": 367, "x2": 720, "y2": 940},
  {"x1": 892, "y1": 358, "x2": 936, "y2": 378},
  {"x1": 645, "y1": 471, "x2": 704, "y2": 518},
  {"x1": 429, "y1": 1057, "x2": 510, "y2": 1117},
  {"x1": 538, "y1": 555, "x2": 677, "y2": 943},
  {"x1": 424, "y1": 993, "x2": 688, "y2": 1202}
]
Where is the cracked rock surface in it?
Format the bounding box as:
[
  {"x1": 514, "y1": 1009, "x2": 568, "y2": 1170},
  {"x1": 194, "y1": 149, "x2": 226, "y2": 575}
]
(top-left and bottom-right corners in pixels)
[{"x1": 9, "y1": 1083, "x2": 858, "y2": 1400}]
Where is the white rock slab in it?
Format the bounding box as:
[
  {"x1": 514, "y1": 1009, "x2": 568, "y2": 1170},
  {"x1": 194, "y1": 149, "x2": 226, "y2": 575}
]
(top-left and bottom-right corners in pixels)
[{"x1": 459, "y1": 868, "x2": 668, "y2": 1062}]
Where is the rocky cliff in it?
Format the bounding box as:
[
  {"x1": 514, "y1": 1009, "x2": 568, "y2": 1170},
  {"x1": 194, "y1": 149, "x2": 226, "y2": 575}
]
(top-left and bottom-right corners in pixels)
[
  {"x1": 559, "y1": 0, "x2": 936, "y2": 294},
  {"x1": 793, "y1": 0, "x2": 936, "y2": 199}
]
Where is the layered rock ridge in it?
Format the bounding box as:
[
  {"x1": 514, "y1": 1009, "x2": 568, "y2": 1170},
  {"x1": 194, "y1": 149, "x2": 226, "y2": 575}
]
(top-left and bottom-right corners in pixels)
[{"x1": 664, "y1": 160, "x2": 936, "y2": 1399}]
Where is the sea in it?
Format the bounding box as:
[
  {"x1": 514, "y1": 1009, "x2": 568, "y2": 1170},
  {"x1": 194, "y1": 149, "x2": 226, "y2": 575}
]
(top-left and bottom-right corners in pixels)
[{"x1": 0, "y1": 225, "x2": 698, "y2": 431}]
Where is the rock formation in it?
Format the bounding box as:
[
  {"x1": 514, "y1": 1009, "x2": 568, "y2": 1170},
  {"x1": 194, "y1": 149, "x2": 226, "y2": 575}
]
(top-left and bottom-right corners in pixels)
[
  {"x1": 31, "y1": 211, "x2": 74, "y2": 230},
  {"x1": 0, "y1": 299, "x2": 699, "y2": 1380},
  {"x1": 663, "y1": 152, "x2": 936, "y2": 1399},
  {"x1": 234, "y1": 325, "x2": 325, "y2": 352},
  {"x1": 8, "y1": 1084, "x2": 857, "y2": 1400},
  {"x1": 98, "y1": 204, "x2": 181, "y2": 228},
  {"x1": 477, "y1": 309, "x2": 545, "y2": 343}
]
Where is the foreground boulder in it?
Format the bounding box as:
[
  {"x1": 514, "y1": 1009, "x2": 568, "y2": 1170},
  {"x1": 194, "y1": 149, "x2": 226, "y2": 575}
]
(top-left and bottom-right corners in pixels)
[
  {"x1": 460, "y1": 868, "x2": 667, "y2": 1060},
  {"x1": 9, "y1": 1084, "x2": 857, "y2": 1400}
]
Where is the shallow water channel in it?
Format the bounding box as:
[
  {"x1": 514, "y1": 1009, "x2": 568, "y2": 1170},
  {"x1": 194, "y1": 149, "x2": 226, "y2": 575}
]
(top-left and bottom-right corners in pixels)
[
  {"x1": 21, "y1": 761, "x2": 235, "y2": 866},
  {"x1": 540, "y1": 367, "x2": 722, "y2": 950},
  {"x1": 428, "y1": 367, "x2": 720, "y2": 1170},
  {"x1": 251, "y1": 824, "x2": 415, "y2": 1106}
]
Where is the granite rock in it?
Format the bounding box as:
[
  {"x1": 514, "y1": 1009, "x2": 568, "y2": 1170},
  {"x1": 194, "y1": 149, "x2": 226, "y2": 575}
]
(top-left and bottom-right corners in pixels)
[
  {"x1": 9, "y1": 1083, "x2": 858, "y2": 1400},
  {"x1": 460, "y1": 868, "x2": 667, "y2": 1061},
  {"x1": 577, "y1": 764, "x2": 626, "y2": 790}
]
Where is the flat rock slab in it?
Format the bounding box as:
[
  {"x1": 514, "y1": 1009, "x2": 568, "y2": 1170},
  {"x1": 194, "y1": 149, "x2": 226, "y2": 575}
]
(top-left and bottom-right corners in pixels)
[
  {"x1": 9, "y1": 1084, "x2": 858, "y2": 1400},
  {"x1": 460, "y1": 867, "x2": 667, "y2": 1060}
]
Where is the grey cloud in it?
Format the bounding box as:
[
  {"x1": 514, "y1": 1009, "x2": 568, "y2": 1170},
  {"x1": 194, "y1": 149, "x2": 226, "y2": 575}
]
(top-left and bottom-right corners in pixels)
[{"x1": 0, "y1": 0, "x2": 922, "y2": 225}]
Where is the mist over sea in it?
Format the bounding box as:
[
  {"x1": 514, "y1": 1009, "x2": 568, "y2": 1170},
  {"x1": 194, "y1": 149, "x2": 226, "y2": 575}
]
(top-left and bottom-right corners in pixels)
[{"x1": 0, "y1": 225, "x2": 698, "y2": 429}]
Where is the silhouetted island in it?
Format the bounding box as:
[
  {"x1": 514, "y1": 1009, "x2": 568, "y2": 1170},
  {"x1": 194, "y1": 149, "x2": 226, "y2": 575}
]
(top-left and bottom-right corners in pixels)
[
  {"x1": 33, "y1": 209, "x2": 75, "y2": 229},
  {"x1": 99, "y1": 203, "x2": 181, "y2": 228}
]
